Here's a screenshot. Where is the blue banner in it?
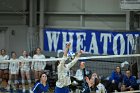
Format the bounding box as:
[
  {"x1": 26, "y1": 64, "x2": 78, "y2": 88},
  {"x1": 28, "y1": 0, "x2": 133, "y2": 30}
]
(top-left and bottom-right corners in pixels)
[{"x1": 44, "y1": 28, "x2": 140, "y2": 55}]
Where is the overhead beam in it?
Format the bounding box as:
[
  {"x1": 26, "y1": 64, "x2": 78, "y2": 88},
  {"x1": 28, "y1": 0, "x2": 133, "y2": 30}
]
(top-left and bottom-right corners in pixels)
[{"x1": 39, "y1": 0, "x2": 45, "y2": 49}]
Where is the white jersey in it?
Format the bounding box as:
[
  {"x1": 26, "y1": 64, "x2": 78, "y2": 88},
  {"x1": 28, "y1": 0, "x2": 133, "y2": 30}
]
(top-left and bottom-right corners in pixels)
[
  {"x1": 0, "y1": 55, "x2": 9, "y2": 69},
  {"x1": 56, "y1": 56, "x2": 78, "y2": 88},
  {"x1": 75, "y1": 69, "x2": 83, "y2": 80},
  {"x1": 19, "y1": 56, "x2": 32, "y2": 71},
  {"x1": 9, "y1": 58, "x2": 19, "y2": 74},
  {"x1": 75, "y1": 69, "x2": 88, "y2": 81},
  {"x1": 96, "y1": 83, "x2": 107, "y2": 93},
  {"x1": 32, "y1": 54, "x2": 46, "y2": 71}
]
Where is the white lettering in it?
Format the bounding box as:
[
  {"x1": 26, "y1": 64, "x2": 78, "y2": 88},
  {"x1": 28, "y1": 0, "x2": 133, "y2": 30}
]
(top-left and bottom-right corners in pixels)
[
  {"x1": 62, "y1": 32, "x2": 74, "y2": 51},
  {"x1": 100, "y1": 33, "x2": 111, "y2": 55},
  {"x1": 113, "y1": 34, "x2": 125, "y2": 55},
  {"x1": 126, "y1": 34, "x2": 139, "y2": 54},
  {"x1": 76, "y1": 32, "x2": 86, "y2": 51},
  {"x1": 46, "y1": 31, "x2": 60, "y2": 51},
  {"x1": 89, "y1": 33, "x2": 99, "y2": 54},
  {"x1": 62, "y1": 32, "x2": 67, "y2": 50},
  {"x1": 68, "y1": 32, "x2": 74, "y2": 51}
]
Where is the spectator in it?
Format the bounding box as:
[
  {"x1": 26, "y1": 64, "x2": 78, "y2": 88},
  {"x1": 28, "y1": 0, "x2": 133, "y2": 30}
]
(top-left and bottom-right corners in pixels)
[
  {"x1": 121, "y1": 70, "x2": 138, "y2": 91},
  {"x1": 6, "y1": 51, "x2": 19, "y2": 91},
  {"x1": 32, "y1": 72, "x2": 49, "y2": 93},
  {"x1": 19, "y1": 50, "x2": 32, "y2": 93},
  {"x1": 109, "y1": 66, "x2": 123, "y2": 92},
  {"x1": 32, "y1": 47, "x2": 46, "y2": 82}
]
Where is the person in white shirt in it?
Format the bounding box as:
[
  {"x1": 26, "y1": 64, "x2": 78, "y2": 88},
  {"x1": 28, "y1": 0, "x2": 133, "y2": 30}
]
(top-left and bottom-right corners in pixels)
[
  {"x1": 0, "y1": 49, "x2": 9, "y2": 87},
  {"x1": 19, "y1": 50, "x2": 32, "y2": 93},
  {"x1": 6, "y1": 51, "x2": 19, "y2": 90},
  {"x1": 71, "y1": 62, "x2": 87, "y2": 86},
  {"x1": 55, "y1": 42, "x2": 83, "y2": 93},
  {"x1": 75, "y1": 62, "x2": 87, "y2": 81},
  {"x1": 32, "y1": 47, "x2": 46, "y2": 82},
  {"x1": 70, "y1": 62, "x2": 87, "y2": 92}
]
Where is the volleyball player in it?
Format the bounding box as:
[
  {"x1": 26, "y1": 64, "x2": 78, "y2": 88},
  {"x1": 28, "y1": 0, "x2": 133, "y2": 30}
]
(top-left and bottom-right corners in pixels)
[
  {"x1": 32, "y1": 47, "x2": 46, "y2": 82},
  {"x1": 32, "y1": 72, "x2": 49, "y2": 93},
  {"x1": 19, "y1": 50, "x2": 32, "y2": 93},
  {"x1": 6, "y1": 51, "x2": 19, "y2": 91},
  {"x1": 0, "y1": 49, "x2": 9, "y2": 88},
  {"x1": 55, "y1": 42, "x2": 83, "y2": 93}
]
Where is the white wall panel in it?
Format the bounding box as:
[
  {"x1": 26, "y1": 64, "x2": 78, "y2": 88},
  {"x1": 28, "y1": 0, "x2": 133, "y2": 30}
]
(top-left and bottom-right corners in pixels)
[
  {"x1": 45, "y1": 15, "x2": 80, "y2": 26},
  {"x1": 6, "y1": 26, "x2": 28, "y2": 55},
  {"x1": 85, "y1": 15, "x2": 126, "y2": 30},
  {"x1": 0, "y1": 0, "x2": 26, "y2": 11},
  {"x1": 0, "y1": 15, "x2": 26, "y2": 25},
  {"x1": 45, "y1": 0, "x2": 81, "y2": 12},
  {"x1": 85, "y1": 0, "x2": 123, "y2": 13},
  {"x1": 0, "y1": 31, "x2": 6, "y2": 49},
  {"x1": 44, "y1": 0, "x2": 126, "y2": 30}
]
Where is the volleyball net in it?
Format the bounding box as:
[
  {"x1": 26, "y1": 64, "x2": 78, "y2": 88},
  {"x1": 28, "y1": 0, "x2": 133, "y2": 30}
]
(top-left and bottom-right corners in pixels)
[
  {"x1": 0, "y1": 53, "x2": 139, "y2": 77},
  {"x1": 0, "y1": 54, "x2": 140, "y2": 62}
]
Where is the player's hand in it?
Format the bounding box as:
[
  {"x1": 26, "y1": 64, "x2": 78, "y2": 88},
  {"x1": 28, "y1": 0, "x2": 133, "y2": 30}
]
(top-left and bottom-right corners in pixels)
[
  {"x1": 79, "y1": 50, "x2": 84, "y2": 54},
  {"x1": 66, "y1": 42, "x2": 71, "y2": 48},
  {"x1": 86, "y1": 77, "x2": 92, "y2": 87},
  {"x1": 86, "y1": 76, "x2": 90, "y2": 83},
  {"x1": 76, "y1": 50, "x2": 84, "y2": 57}
]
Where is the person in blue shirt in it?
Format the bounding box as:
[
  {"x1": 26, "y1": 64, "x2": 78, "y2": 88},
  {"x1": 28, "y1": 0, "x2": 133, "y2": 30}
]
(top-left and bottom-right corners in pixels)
[
  {"x1": 32, "y1": 72, "x2": 49, "y2": 93},
  {"x1": 121, "y1": 70, "x2": 138, "y2": 91},
  {"x1": 109, "y1": 66, "x2": 123, "y2": 92}
]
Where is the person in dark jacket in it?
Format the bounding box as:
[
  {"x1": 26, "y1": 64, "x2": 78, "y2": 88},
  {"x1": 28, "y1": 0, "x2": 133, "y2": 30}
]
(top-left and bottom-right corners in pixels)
[
  {"x1": 121, "y1": 70, "x2": 138, "y2": 91},
  {"x1": 109, "y1": 66, "x2": 123, "y2": 92}
]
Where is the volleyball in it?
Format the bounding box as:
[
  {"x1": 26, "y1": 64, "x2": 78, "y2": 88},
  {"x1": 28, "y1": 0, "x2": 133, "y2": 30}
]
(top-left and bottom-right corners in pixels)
[{"x1": 67, "y1": 51, "x2": 75, "y2": 59}]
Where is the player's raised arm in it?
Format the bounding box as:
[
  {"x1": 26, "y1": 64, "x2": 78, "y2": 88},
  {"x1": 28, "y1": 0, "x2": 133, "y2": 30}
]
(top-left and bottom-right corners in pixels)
[
  {"x1": 59, "y1": 42, "x2": 71, "y2": 66},
  {"x1": 63, "y1": 42, "x2": 71, "y2": 57},
  {"x1": 67, "y1": 50, "x2": 83, "y2": 69},
  {"x1": 75, "y1": 50, "x2": 83, "y2": 58}
]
